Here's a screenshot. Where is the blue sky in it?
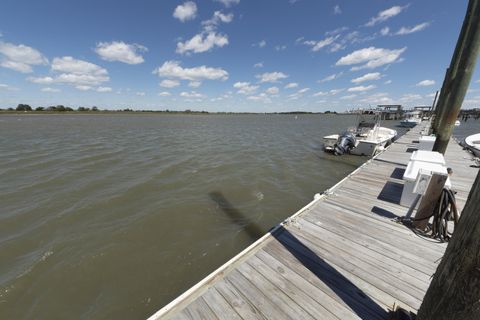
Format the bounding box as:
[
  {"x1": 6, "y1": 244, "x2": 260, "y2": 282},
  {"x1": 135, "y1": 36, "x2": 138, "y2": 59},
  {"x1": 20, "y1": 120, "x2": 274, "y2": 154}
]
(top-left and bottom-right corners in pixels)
[{"x1": 0, "y1": 0, "x2": 477, "y2": 112}]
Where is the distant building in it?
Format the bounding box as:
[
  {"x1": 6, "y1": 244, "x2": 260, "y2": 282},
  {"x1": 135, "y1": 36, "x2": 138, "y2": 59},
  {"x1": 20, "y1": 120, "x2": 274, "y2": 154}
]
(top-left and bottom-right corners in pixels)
[{"x1": 376, "y1": 105, "x2": 403, "y2": 120}]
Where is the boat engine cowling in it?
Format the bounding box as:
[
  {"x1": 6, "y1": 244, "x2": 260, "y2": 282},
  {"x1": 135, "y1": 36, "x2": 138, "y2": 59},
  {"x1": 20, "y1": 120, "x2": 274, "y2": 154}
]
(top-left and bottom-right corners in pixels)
[{"x1": 334, "y1": 133, "x2": 356, "y2": 155}]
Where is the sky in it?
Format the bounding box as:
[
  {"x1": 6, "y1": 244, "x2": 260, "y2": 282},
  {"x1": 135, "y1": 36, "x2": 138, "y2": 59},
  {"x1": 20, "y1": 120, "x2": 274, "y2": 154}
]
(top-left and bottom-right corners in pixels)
[{"x1": 0, "y1": 0, "x2": 478, "y2": 112}]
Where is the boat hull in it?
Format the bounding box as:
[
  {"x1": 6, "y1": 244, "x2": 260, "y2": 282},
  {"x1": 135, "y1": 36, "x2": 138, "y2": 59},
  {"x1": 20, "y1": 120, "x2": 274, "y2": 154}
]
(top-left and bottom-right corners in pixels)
[
  {"x1": 323, "y1": 127, "x2": 396, "y2": 156},
  {"x1": 465, "y1": 133, "x2": 480, "y2": 157}
]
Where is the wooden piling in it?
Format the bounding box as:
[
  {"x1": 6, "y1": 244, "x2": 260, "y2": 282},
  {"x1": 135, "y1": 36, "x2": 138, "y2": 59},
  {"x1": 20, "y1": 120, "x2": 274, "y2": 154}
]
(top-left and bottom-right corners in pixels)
[{"x1": 433, "y1": 0, "x2": 480, "y2": 154}]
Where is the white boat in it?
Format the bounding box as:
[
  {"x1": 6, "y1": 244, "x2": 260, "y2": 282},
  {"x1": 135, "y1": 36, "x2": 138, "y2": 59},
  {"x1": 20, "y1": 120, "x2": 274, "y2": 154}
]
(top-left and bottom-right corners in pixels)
[
  {"x1": 455, "y1": 120, "x2": 461, "y2": 126},
  {"x1": 464, "y1": 133, "x2": 480, "y2": 157},
  {"x1": 400, "y1": 111, "x2": 422, "y2": 127},
  {"x1": 323, "y1": 114, "x2": 397, "y2": 156}
]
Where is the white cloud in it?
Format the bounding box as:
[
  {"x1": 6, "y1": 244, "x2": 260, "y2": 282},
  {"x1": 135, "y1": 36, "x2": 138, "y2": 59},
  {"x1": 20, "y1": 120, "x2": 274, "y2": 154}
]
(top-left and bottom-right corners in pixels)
[
  {"x1": 284, "y1": 82, "x2": 298, "y2": 89},
  {"x1": 76, "y1": 85, "x2": 92, "y2": 91},
  {"x1": 298, "y1": 88, "x2": 310, "y2": 94},
  {"x1": 0, "y1": 83, "x2": 19, "y2": 91},
  {"x1": 265, "y1": 86, "x2": 279, "y2": 94},
  {"x1": 275, "y1": 45, "x2": 287, "y2": 51},
  {"x1": 416, "y1": 79, "x2": 435, "y2": 86},
  {"x1": 173, "y1": 1, "x2": 197, "y2": 22},
  {"x1": 202, "y1": 11, "x2": 234, "y2": 31},
  {"x1": 27, "y1": 76, "x2": 54, "y2": 84},
  {"x1": 348, "y1": 85, "x2": 376, "y2": 92},
  {"x1": 253, "y1": 40, "x2": 266, "y2": 48},
  {"x1": 380, "y1": 27, "x2": 390, "y2": 36},
  {"x1": 359, "y1": 92, "x2": 393, "y2": 104},
  {"x1": 214, "y1": 0, "x2": 240, "y2": 7},
  {"x1": 28, "y1": 56, "x2": 109, "y2": 90},
  {"x1": 0, "y1": 41, "x2": 48, "y2": 73},
  {"x1": 97, "y1": 86, "x2": 112, "y2": 93},
  {"x1": 158, "y1": 91, "x2": 171, "y2": 97},
  {"x1": 334, "y1": 5, "x2": 342, "y2": 15},
  {"x1": 136, "y1": 91, "x2": 146, "y2": 96},
  {"x1": 384, "y1": 80, "x2": 392, "y2": 84},
  {"x1": 319, "y1": 73, "x2": 342, "y2": 83},
  {"x1": 160, "y1": 79, "x2": 180, "y2": 88},
  {"x1": 95, "y1": 41, "x2": 147, "y2": 64},
  {"x1": 304, "y1": 36, "x2": 337, "y2": 52},
  {"x1": 52, "y1": 56, "x2": 107, "y2": 78},
  {"x1": 233, "y1": 81, "x2": 258, "y2": 94},
  {"x1": 288, "y1": 88, "x2": 310, "y2": 100},
  {"x1": 351, "y1": 72, "x2": 382, "y2": 83},
  {"x1": 180, "y1": 91, "x2": 205, "y2": 98},
  {"x1": 396, "y1": 22, "x2": 430, "y2": 35},
  {"x1": 254, "y1": 62, "x2": 264, "y2": 68},
  {"x1": 329, "y1": 88, "x2": 344, "y2": 95},
  {"x1": 325, "y1": 26, "x2": 349, "y2": 36},
  {"x1": 153, "y1": 61, "x2": 228, "y2": 81},
  {"x1": 247, "y1": 93, "x2": 271, "y2": 103},
  {"x1": 336, "y1": 46, "x2": 406, "y2": 70},
  {"x1": 176, "y1": 32, "x2": 228, "y2": 54},
  {"x1": 400, "y1": 93, "x2": 423, "y2": 102},
  {"x1": 340, "y1": 94, "x2": 357, "y2": 100},
  {"x1": 256, "y1": 71, "x2": 288, "y2": 83},
  {"x1": 365, "y1": 5, "x2": 408, "y2": 27},
  {"x1": 189, "y1": 81, "x2": 202, "y2": 88},
  {"x1": 313, "y1": 91, "x2": 328, "y2": 97}
]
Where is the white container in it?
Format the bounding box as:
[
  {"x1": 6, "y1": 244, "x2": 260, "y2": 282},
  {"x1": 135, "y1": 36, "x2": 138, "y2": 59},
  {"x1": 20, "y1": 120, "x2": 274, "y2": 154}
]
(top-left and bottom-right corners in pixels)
[
  {"x1": 400, "y1": 160, "x2": 448, "y2": 207},
  {"x1": 418, "y1": 135, "x2": 436, "y2": 151},
  {"x1": 410, "y1": 150, "x2": 446, "y2": 165}
]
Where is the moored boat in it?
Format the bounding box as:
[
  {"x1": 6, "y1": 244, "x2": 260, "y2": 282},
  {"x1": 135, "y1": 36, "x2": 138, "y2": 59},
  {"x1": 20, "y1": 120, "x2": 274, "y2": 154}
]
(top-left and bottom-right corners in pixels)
[
  {"x1": 324, "y1": 114, "x2": 397, "y2": 156},
  {"x1": 464, "y1": 133, "x2": 480, "y2": 157},
  {"x1": 400, "y1": 111, "x2": 422, "y2": 127}
]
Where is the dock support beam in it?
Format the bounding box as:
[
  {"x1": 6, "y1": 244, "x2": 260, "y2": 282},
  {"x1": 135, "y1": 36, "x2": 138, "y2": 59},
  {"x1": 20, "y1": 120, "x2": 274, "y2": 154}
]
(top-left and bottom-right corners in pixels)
[{"x1": 432, "y1": 0, "x2": 480, "y2": 154}]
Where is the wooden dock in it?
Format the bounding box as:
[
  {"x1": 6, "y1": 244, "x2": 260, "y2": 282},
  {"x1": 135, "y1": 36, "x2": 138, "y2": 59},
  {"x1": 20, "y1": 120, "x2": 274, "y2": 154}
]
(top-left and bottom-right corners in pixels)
[{"x1": 149, "y1": 123, "x2": 478, "y2": 320}]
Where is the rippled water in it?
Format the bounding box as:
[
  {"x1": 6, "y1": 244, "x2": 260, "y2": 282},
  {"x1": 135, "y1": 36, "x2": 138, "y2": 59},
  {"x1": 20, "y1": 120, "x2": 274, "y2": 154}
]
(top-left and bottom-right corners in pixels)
[{"x1": 0, "y1": 114, "x2": 476, "y2": 319}]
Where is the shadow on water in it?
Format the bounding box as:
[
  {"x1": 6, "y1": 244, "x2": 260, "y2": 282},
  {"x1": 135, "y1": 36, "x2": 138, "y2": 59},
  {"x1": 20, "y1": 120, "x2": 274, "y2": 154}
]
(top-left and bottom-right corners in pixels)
[
  {"x1": 209, "y1": 191, "x2": 265, "y2": 240},
  {"x1": 212, "y1": 191, "x2": 386, "y2": 319}
]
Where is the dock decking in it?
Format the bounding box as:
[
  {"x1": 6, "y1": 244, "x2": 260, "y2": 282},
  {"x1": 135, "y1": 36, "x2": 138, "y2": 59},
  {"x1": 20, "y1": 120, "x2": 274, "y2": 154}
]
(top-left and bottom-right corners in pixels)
[{"x1": 149, "y1": 123, "x2": 478, "y2": 320}]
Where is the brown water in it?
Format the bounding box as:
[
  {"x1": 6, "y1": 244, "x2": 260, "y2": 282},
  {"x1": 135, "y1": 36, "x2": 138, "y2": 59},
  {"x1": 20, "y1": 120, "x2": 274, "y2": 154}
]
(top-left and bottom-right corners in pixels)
[{"x1": 2, "y1": 113, "x2": 475, "y2": 319}]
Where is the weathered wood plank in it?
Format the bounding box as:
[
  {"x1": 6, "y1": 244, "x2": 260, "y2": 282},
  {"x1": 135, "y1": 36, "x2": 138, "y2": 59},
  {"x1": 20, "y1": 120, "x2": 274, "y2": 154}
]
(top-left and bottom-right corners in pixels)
[
  {"x1": 247, "y1": 254, "x2": 339, "y2": 320},
  {"x1": 202, "y1": 287, "x2": 243, "y2": 320}
]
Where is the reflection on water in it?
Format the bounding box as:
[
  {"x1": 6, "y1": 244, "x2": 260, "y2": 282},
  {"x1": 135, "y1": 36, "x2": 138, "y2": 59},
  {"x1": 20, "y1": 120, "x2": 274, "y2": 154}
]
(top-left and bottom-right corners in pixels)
[{"x1": 1, "y1": 113, "x2": 477, "y2": 319}]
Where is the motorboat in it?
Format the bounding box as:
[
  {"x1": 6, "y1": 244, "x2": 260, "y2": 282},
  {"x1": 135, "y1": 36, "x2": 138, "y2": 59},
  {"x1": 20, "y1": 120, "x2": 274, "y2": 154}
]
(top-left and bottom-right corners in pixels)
[
  {"x1": 464, "y1": 133, "x2": 480, "y2": 157},
  {"x1": 324, "y1": 114, "x2": 397, "y2": 156},
  {"x1": 400, "y1": 111, "x2": 422, "y2": 127}
]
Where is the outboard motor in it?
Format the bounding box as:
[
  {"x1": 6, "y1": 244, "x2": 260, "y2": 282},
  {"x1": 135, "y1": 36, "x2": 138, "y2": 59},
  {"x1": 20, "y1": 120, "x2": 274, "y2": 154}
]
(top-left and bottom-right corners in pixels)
[{"x1": 334, "y1": 133, "x2": 356, "y2": 155}]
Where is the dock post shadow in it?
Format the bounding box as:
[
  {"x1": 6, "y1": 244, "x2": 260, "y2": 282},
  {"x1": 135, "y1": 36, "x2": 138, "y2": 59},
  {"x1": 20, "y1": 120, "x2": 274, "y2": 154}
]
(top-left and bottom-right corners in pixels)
[
  {"x1": 208, "y1": 191, "x2": 265, "y2": 240},
  {"x1": 272, "y1": 226, "x2": 388, "y2": 319}
]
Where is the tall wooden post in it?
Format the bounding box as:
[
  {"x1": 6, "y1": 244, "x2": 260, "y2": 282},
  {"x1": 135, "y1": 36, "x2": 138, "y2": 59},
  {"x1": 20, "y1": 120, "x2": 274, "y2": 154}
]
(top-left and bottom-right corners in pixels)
[
  {"x1": 432, "y1": 68, "x2": 450, "y2": 134},
  {"x1": 432, "y1": 0, "x2": 480, "y2": 153},
  {"x1": 416, "y1": 171, "x2": 480, "y2": 319}
]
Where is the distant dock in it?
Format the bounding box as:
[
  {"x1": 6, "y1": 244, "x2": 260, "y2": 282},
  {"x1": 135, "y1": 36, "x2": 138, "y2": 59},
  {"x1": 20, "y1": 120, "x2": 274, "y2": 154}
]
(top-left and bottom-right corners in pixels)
[{"x1": 148, "y1": 122, "x2": 478, "y2": 319}]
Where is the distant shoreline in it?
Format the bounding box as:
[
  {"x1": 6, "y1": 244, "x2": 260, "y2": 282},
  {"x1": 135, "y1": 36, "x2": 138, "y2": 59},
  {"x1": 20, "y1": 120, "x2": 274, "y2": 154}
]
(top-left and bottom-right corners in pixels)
[{"x1": 0, "y1": 110, "x2": 343, "y2": 116}]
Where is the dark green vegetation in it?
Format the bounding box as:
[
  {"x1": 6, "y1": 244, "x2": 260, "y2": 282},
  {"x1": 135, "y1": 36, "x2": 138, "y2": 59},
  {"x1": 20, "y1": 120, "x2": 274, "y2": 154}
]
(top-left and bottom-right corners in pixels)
[{"x1": 0, "y1": 104, "x2": 339, "y2": 115}]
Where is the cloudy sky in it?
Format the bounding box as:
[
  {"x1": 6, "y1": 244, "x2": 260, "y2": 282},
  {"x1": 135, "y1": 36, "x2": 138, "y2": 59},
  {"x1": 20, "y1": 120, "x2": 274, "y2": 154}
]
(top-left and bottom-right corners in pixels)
[{"x1": 0, "y1": 0, "x2": 478, "y2": 112}]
